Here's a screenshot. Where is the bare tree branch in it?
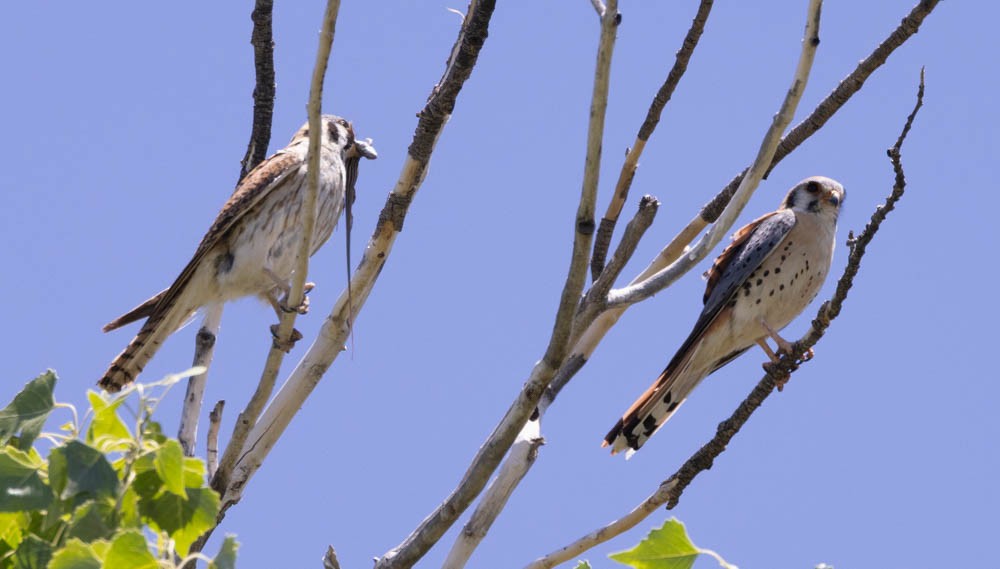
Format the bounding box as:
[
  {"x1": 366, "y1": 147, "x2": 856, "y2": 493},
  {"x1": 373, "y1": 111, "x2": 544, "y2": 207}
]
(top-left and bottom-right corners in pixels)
[
  {"x1": 372, "y1": 5, "x2": 618, "y2": 569},
  {"x1": 239, "y1": 0, "x2": 277, "y2": 181},
  {"x1": 442, "y1": 423, "x2": 544, "y2": 569},
  {"x1": 591, "y1": 0, "x2": 714, "y2": 280},
  {"x1": 525, "y1": 68, "x2": 925, "y2": 569},
  {"x1": 178, "y1": 303, "x2": 222, "y2": 456},
  {"x1": 443, "y1": 196, "x2": 656, "y2": 569}
]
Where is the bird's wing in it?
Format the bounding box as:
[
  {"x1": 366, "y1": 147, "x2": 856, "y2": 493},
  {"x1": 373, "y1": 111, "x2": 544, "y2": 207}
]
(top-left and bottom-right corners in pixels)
[
  {"x1": 604, "y1": 209, "x2": 797, "y2": 454},
  {"x1": 139, "y1": 150, "x2": 303, "y2": 320}
]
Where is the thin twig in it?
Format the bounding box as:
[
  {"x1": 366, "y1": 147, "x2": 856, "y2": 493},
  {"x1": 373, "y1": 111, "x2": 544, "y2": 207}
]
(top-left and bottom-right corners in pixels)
[
  {"x1": 238, "y1": 0, "x2": 277, "y2": 180},
  {"x1": 591, "y1": 0, "x2": 714, "y2": 280},
  {"x1": 200, "y1": 0, "x2": 343, "y2": 551},
  {"x1": 207, "y1": 400, "x2": 224, "y2": 481},
  {"x1": 178, "y1": 303, "x2": 222, "y2": 456},
  {"x1": 525, "y1": 68, "x2": 924, "y2": 569},
  {"x1": 370, "y1": 6, "x2": 619, "y2": 569},
  {"x1": 607, "y1": 0, "x2": 823, "y2": 309}
]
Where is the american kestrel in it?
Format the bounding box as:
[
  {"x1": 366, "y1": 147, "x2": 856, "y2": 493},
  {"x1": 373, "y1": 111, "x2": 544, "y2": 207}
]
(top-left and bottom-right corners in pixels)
[
  {"x1": 99, "y1": 115, "x2": 377, "y2": 392},
  {"x1": 604, "y1": 176, "x2": 845, "y2": 456}
]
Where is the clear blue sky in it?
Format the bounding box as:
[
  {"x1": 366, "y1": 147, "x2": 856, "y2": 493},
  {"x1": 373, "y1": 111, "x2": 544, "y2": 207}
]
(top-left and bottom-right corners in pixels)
[{"x1": 2, "y1": 2, "x2": 996, "y2": 568}]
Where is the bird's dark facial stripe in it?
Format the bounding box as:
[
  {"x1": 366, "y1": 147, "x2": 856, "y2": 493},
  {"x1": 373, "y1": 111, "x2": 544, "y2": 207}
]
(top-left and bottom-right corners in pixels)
[{"x1": 326, "y1": 121, "x2": 340, "y2": 143}]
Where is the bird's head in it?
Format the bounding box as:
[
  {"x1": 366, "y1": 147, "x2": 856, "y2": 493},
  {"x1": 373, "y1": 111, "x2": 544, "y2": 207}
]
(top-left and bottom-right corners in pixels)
[
  {"x1": 290, "y1": 115, "x2": 378, "y2": 160},
  {"x1": 782, "y1": 176, "x2": 845, "y2": 220}
]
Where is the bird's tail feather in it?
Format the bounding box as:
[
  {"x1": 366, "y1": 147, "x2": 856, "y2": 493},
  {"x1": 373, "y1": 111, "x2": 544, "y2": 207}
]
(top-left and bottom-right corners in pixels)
[
  {"x1": 603, "y1": 345, "x2": 709, "y2": 456},
  {"x1": 99, "y1": 299, "x2": 192, "y2": 392},
  {"x1": 103, "y1": 289, "x2": 168, "y2": 332}
]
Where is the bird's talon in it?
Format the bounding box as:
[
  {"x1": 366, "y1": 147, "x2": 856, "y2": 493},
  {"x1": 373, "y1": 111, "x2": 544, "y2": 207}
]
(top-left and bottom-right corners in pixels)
[
  {"x1": 278, "y1": 295, "x2": 310, "y2": 315},
  {"x1": 270, "y1": 324, "x2": 304, "y2": 352}
]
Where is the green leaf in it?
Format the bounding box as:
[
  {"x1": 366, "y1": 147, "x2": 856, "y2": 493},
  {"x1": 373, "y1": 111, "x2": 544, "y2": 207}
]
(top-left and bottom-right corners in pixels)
[
  {"x1": 154, "y1": 439, "x2": 186, "y2": 497},
  {"x1": 182, "y1": 456, "x2": 206, "y2": 487},
  {"x1": 85, "y1": 391, "x2": 131, "y2": 450},
  {"x1": 102, "y1": 530, "x2": 157, "y2": 569},
  {"x1": 0, "y1": 448, "x2": 54, "y2": 512},
  {"x1": 610, "y1": 519, "x2": 700, "y2": 569},
  {"x1": 48, "y1": 441, "x2": 119, "y2": 507},
  {"x1": 209, "y1": 535, "x2": 239, "y2": 569},
  {"x1": 0, "y1": 371, "x2": 56, "y2": 451},
  {"x1": 574, "y1": 562, "x2": 593, "y2": 569},
  {"x1": 48, "y1": 538, "x2": 102, "y2": 569},
  {"x1": 117, "y1": 486, "x2": 141, "y2": 530},
  {"x1": 141, "y1": 420, "x2": 167, "y2": 445},
  {"x1": 67, "y1": 499, "x2": 116, "y2": 542},
  {"x1": 0, "y1": 512, "x2": 27, "y2": 548},
  {"x1": 12, "y1": 534, "x2": 52, "y2": 569},
  {"x1": 140, "y1": 487, "x2": 219, "y2": 556}
]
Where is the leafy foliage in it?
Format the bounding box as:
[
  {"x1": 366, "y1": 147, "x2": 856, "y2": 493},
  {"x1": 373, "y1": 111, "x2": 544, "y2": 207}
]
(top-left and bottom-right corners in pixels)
[
  {"x1": 609, "y1": 519, "x2": 736, "y2": 569},
  {"x1": 0, "y1": 371, "x2": 236, "y2": 568}
]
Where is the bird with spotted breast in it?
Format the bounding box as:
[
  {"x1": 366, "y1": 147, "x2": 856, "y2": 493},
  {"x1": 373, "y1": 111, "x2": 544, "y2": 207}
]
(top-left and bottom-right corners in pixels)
[
  {"x1": 99, "y1": 115, "x2": 377, "y2": 392},
  {"x1": 604, "y1": 176, "x2": 845, "y2": 457}
]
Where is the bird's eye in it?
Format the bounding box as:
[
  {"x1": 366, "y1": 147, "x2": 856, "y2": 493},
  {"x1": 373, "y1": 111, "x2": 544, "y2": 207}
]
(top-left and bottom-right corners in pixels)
[
  {"x1": 828, "y1": 194, "x2": 840, "y2": 206},
  {"x1": 806, "y1": 180, "x2": 821, "y2": 193}
]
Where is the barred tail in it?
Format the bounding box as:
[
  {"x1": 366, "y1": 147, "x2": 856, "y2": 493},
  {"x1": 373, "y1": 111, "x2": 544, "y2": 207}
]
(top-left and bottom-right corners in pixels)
[{"x1": 99, "y1": 299, "x2": 192, "y2": 392}]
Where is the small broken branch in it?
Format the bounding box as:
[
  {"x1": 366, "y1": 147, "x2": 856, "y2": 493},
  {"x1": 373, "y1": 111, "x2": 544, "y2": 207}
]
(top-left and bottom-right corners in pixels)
[{"x1": 178, "y1": 303, "x2": 222, "y2": 456}]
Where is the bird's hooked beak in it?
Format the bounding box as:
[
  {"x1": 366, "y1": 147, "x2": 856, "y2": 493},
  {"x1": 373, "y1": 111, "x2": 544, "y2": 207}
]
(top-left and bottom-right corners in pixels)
[
  {"x1": 351, "y1": 138, "x2": 378, "y2": 160},
  {"x1": 823, "y1": 187, "x2": 843, "y2": 207}
]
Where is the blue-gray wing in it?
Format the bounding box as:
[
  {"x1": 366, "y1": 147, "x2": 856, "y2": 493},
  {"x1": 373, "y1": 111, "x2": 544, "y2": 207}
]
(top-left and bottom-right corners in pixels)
[{"x1": 701, "y1": 209, "x2": 796, "y2": 320}]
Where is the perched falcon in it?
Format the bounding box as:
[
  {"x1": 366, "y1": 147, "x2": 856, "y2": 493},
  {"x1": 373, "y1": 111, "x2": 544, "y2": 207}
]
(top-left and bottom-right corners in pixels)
[
  {"x1": 99, "y1": 115, "x2": 377, "y2": 392},
  {"x1": 604, "y1": 176, "x2": 845, "y2": 456}
]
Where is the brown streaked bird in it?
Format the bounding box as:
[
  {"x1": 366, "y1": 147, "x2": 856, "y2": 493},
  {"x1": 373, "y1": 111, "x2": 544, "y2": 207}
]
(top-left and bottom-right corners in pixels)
[
  {"x1": 604, "y1": 176, "x2": 845, "y2": 457},
  {"x1": 99, "y1": 115, "x2": 377, "y2": 392}
]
